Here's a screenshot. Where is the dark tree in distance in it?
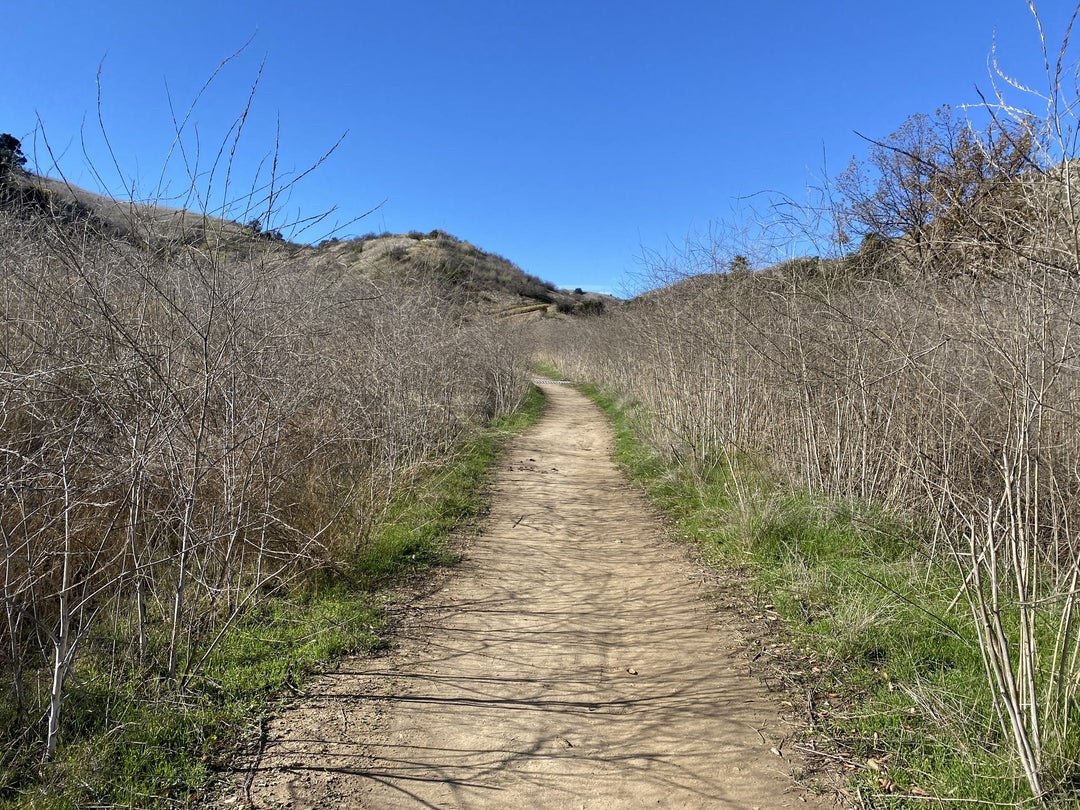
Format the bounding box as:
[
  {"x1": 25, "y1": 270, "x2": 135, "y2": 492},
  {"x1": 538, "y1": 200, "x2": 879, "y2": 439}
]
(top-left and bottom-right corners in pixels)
[{"x1": 0, "y1": 133, "x2": 27, "y2": 175}]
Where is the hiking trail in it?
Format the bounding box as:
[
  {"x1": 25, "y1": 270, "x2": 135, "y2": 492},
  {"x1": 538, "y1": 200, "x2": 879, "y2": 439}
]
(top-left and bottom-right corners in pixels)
[{"x1": 216, "y1": 383, "x2": 832, "y2": 809}]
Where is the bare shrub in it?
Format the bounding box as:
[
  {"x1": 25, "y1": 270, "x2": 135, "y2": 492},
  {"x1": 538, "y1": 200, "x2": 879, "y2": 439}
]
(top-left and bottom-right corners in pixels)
[
  {"x1": 0, "y1": 164, "x2": 529, "y2": 774},
  {"x1": 533, "y1": 6, "x2": 1080, "y2": 801}
]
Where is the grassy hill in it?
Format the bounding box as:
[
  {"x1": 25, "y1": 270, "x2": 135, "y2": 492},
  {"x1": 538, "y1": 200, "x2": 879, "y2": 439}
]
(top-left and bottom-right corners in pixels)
[
  {"x1": 315, "y1": 230, "x2": 619, "y2": 318},
  {"x1": 0, "y1": 170, "x2": 616, "y2": 318},
  {"x1": 0, "y1": 170, "x2": 249, "y2": 245}
]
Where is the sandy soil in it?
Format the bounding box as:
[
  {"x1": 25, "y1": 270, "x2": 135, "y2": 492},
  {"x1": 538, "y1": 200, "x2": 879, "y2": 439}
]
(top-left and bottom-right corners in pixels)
[{"x1": 214, "y1": 383, "x2": 834, "y2": 809}]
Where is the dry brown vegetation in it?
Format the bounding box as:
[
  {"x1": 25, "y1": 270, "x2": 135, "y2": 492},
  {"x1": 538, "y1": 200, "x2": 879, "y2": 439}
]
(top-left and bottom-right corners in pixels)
[
  {"x1": 320, "y1": 230, "x2": 555, "y2": 305},
  {"x1": 531, "y1": 12, "x2": 1080, "y2": 804},
  {"x1": 536, "y1": 229, "x2": 1080, "y2": 807},
  {"x1": 0, "y1": 173, "x2": 531, "y2": 779}
]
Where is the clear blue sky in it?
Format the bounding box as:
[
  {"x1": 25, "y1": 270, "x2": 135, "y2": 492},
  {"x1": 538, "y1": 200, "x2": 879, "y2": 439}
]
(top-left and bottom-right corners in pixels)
[{"x1": 4, "y1": 1, "x2": 1073, "y2": 293}]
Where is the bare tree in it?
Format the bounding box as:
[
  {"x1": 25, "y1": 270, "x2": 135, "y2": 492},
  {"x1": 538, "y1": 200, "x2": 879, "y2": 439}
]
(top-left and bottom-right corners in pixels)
[{"x1": 836, "y1": 106, "x2": 1039, "y2": 273}]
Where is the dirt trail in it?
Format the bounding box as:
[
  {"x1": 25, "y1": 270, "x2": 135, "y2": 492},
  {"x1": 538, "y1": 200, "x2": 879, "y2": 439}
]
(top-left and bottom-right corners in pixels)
[{"x1": 218, "y1": 383, "x2": 832, "y2": 808}]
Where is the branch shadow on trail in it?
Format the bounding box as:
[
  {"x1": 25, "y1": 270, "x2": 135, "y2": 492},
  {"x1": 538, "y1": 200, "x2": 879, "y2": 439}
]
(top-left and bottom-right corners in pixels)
[
  {"x1": 232, "y1": 385, "x2": 804, "y2": 808},
  {"x1": 246, "y1": 530, "x2": 788, "y2": 807}
]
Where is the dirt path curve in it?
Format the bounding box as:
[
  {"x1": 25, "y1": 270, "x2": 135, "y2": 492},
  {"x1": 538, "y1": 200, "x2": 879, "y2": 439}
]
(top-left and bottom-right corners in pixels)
[{"x1": 219, "y1": 384, "x2": 832, "y2": 809}]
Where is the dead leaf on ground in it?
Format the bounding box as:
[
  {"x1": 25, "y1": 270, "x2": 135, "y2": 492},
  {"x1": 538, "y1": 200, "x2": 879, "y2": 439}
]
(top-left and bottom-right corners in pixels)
[{"x1": 877, "y1": 777, "x2": 896, "y2": 793}]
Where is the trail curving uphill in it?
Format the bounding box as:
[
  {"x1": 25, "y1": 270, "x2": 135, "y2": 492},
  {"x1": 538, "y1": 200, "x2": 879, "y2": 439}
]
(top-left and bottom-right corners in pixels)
[{"x1": 222, "y1": 383, "x2": 831, "y2": 808}]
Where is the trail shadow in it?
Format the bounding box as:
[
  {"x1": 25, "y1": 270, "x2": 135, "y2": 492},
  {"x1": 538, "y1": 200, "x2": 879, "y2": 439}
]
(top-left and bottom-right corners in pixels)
[{"x1": 229, "y1": 384, "x2": 816, "y2": 809}]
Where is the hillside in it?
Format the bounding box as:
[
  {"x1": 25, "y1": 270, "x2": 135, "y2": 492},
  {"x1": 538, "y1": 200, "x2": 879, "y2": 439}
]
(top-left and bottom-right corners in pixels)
[
  {"x1": 314, "y1": 230, "x2": 617, "y2": 318},
  {"x1": 0, "y1": 170, "x2": 249, "y2": 245},
  {"x1": 0, "y1": 170, "x2": 616, "y2": 316}
]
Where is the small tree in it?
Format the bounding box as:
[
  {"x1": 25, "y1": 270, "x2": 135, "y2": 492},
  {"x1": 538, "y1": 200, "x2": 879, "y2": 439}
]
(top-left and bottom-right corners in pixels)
[
  {"x1": 0, "y1": 133, "x2": 27, "y2": 175},
  {"x1": 727, "y1": 255, "x2": 751, "y2": 274}
]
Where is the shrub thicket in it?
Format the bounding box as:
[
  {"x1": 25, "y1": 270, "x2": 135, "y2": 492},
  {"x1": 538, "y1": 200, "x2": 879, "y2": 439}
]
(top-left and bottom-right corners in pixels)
[
  {"x1": 0, "y1": 193, "x2": 530, "y2": 794},
  {"x1": 531, "y1": 11, "x2": 1080, "y2": 803}
]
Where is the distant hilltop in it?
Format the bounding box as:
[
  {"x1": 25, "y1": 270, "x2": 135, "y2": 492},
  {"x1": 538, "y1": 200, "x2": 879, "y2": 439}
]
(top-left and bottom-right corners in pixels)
[{"x1": 0, "y1": 160, "x2": 617, "y2": 318}]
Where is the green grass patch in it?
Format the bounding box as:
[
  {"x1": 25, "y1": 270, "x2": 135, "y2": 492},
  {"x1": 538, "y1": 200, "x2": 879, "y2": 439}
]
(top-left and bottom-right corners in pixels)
[
  {"x1": 531, "y1": 360, "x2": 565, "y2": 380},
  {"x1": 350, "y1": 383, "x2": 546, "y2": 589},
  {"x1": 576, "y1": 382, "x2": 1064, "y2": 808},
  {"x1": 15, "y1": 591, "x2": 385, "y2": 810},
  {"x1": 1, "y1": 385, "x2": 546, "y2": 810}
]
